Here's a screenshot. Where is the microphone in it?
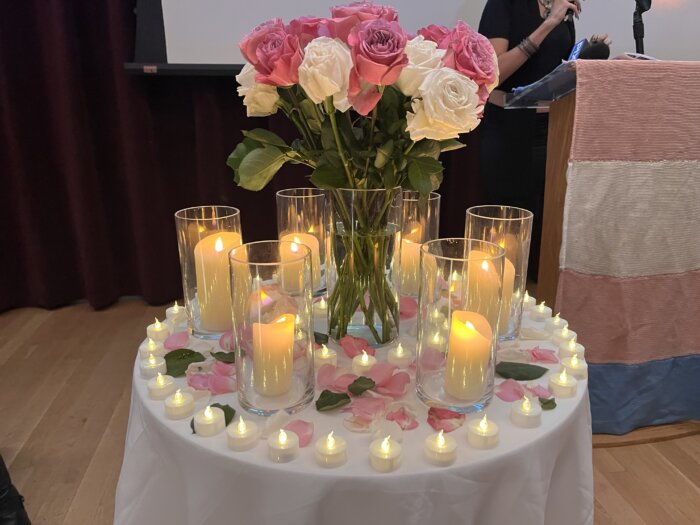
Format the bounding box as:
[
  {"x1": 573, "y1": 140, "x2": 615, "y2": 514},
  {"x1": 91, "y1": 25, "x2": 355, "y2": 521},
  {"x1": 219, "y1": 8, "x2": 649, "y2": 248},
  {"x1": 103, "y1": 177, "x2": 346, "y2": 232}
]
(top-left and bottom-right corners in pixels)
[{"x1": 578, "y1": 41, "x2": 611, "y2": 60}]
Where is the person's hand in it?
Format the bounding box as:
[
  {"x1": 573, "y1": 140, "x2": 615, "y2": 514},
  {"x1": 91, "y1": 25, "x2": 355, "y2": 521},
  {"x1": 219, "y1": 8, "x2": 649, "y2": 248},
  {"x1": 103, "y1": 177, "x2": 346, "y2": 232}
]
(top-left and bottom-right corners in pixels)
[
  {"x1": 590, "y1": 33, "x2": 612, "y2": 46},
  {"x1": 548, "y1": 0, "x2": 581, "y2": 25}
]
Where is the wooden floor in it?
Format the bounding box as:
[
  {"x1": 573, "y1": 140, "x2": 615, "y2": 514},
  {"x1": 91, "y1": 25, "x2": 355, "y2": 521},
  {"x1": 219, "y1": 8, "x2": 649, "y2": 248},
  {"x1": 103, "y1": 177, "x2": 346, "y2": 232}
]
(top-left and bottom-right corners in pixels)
[{"x1": 1, "y1": 300, "x2": 699, "y2": 525}]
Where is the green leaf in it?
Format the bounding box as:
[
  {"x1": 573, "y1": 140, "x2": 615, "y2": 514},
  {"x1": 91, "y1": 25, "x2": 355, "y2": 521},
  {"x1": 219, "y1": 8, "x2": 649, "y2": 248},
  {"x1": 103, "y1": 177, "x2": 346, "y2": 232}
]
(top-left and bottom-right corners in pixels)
[
  {"x1": 314, "y1": 332, "x2": 329, "y2": 345},
  {"x1": 310, "y1": 164, "x2": 347, "y2": 189},
  {"x1": 495, "y1": 361, "x2": 548, "y2": 380},
  {"x1": 242, "y1": 129, "x2": 289, "y2": 149},
  {"x1": 298, "y1": 99, "x2": 322, "y2": 133},
  {"x1": 165, "y1": 349, "x2": 206, "y2": 377},
  {"x1": 439, "y1": 139, "x2": 466, "y2": 152},
  {"x1": 347, "y1": 376, "x2": 375, "y2": 396},
  {"x1": 211, "y1": 351, "x2": 235, "y2": 364},
  {"x1": 320, "y1": 118, "x2": 337, "y2": 152},
  {"x1": 382, "y1": 162, "x2": 397, "y2": 190},
  {"x1": 237, "y1": 146, "x2": 287, "y2": 191},
  {"x1": 409, "y1": 139, "x2": 441, "y2": 159},
  {"x1": 408, "y1": 156, "x2": 443, "y2": 195},
  {"x1": 190, "y1": 403, "x2": 236, "y2": 434},
  {"x1": 374, "y1": 139, "x2": 394, "y2": 169},
  {"x1": 539, "y1": 397, "x2": 557, "y2": 410},
  {"x1": 315, "y1": 389, "x2": 351, "y2": 412},
  {"x1": 227, "y1": 138, "x2": 262, "y2": 184}
]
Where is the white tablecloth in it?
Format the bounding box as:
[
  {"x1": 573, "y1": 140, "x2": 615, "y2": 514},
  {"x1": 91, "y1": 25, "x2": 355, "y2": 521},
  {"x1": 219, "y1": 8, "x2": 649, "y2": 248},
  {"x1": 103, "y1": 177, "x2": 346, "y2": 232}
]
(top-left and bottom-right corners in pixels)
[{"x1": 115, "y1": 313, "x2": 593, "y2": 525}]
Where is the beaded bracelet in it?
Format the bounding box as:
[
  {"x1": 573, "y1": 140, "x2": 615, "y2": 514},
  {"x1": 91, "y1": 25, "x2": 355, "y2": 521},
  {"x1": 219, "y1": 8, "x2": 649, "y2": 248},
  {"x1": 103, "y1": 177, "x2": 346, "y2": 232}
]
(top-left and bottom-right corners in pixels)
[{"x1": 517, "y1": 37, "x2": 539, "y2": 58}]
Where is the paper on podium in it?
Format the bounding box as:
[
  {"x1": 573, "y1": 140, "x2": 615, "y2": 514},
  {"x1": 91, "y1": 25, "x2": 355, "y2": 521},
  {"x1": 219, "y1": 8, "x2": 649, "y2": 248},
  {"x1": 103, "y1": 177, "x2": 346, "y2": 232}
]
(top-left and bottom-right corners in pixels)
[{"x1": 505, "y1": 61, "x2": 577, "y2": 109}]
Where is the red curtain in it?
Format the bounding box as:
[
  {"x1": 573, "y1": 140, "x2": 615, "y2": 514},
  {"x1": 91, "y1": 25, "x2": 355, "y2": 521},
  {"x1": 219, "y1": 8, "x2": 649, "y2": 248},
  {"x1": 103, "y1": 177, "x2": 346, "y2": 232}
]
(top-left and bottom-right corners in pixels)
[{"x1": 0, "y1": 0, "x2": 481, "y2": 313}]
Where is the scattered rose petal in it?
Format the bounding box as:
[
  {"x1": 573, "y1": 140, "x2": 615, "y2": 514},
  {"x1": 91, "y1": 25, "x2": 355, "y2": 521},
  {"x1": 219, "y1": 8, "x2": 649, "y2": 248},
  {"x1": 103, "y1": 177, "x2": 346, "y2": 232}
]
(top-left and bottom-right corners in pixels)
[
  {"x1": 418, "y1": 347, "x2": 445, "y2": 371},
  {"x1": 386, "y1": 406, "x2": 418, "y2": 430},
  {"x1": 334, "y1": 373, "x2": 359, "y2": 393},
  {"x1": 339, "y1": 335, "x2": 375, "y2": 358},
  {"x1": 366, "y1": 362, "x2": 396, "y2": 386},
  {"x1": 164, "y1": 331, "x2": 189, "y2": 350},
  {"x1": 207, "y1": 374, "x2": 236, "y2": 395},
  {"x1": 187, "y1": 373, "x2": 210, "y2": 391},
  {"x1": 427, "y1": 407, "x2": 465, "y2": 433},
  {"x1": 186, "y1": 361, "x2": 213, "y2": 375},
  {"x1": 371, "y1": 419, "x2": 404, "y2": 442},
  {"x1": 399, "y1": 297, "x2": 418, "y2": 319},
  {"x1": 375, "y1": 371, "x2": 411, "y2": 398},
  {"x1": 526, "y1": 383, "x2": 553, "y2": 399},
  {"x1": 528, "y1": 347, "x2": 559, "y2": 364},
  {"x1": 317, "y1": 364, "x2": 339, "y2": 390},
  {"x1": 212, "y1": 360, "x2": 235, "y2": 377},
  {"x1": 341, "y1": 396, "x2": 387, "y2": 425},
  {"x1": 496, "y1": 379, "x2": 525, "y2": 402},
  {"x1": 284, "y1": 419, "x2": 314, "y2": 447},
  {"x1": 343, "y1": 415, "x2": 372, "y2": 433},
  {"x1": 219, "y1": 330, "x2": 234, "y2": 351},
  {"x1": 262, "y1": 411, "x2": 291, "y2": 438}
]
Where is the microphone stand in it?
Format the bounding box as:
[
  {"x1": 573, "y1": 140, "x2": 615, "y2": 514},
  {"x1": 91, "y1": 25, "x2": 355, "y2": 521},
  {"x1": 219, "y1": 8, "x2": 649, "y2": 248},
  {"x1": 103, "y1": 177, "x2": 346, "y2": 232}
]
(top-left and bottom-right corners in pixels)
[{"x1": 633, "y1": 8, "x2": 645, "y2": 54}]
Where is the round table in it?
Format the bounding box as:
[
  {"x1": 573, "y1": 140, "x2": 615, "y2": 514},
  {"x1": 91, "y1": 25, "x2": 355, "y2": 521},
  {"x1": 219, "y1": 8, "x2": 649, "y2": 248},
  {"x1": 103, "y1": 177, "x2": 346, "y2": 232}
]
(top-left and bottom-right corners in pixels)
[{"x1": 115, "y1": 311, "x2": 593, "y2": 525}]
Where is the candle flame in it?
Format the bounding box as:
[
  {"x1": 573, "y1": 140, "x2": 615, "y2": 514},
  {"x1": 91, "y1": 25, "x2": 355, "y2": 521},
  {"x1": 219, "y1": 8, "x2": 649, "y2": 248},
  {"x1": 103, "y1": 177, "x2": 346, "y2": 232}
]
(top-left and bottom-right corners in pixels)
[
  {"x1": 278, "y1": 429, "x2": 288, "y2": 444},
  {"x1": 308, "y1": 226, "x2": 315, "y2": 233},
  {"x1": 290, "y1": 242, "x2": 299, "y2": 253},
  {"x1": 515, "y1": 289, "x2": 521, "y2": 298},
  {"x1": 451, "y1": 270, "x2": 459, "y2": 281},
  {"x1": 465, "y1": 321, "x2": 476, "y2": 331},
  {"x1": 148, "y1": 354, "x2": 157, "y2": 365},
  {"x1": 436, "y1": 429, "x2": 445, "y2": 448},
  {"x1": 361, "y1": 350, "x2": 369, "y2": 365},
  {"x1": 554, "y1": 313, "x2": 560, "y2": 322},
  {"x1": 562, "y1": 326, "x2": 569, "y2": 336},
  {"x1": 326, "y1": 431, "x2": 335, "y2": 450},
  {"x1": 538, "y1": 301, "x2": 545, "y2": 311},
  {"x1": 568, "y1": 339, "x2": 576, "y2": 351},
  {"x1": 204, "y1": 406, "x2": 213, "y2": 420},
  {"x1": 214, "y1": 236, "x2": 224, "y2": 252},
  {"x1": 154, "y1": 318, "x2": 161, "y2": 329},
  {"x1": 432, "y1": 332, "x2": 441, "y2": 344},
  {"x1": 481, "y1": 260, "x2": 489, "y2": 272},
  {"x1": 522, "y1": 397, "x2": 531, "y2": 413},
  {"x1": 479, "y1": 414, "x2": 489, "y2": 433},
  {"x1": 147, "y1": 338, "x2": 156, "y2": 349},
  {"x1": 431, "y1": 307, "x2": 440, "y2": 320},
  {"x1": 321, "y1": 344, "x2": 329, "y2": 357},
  {"x1": 395, "y1": 343, "x2": 404, "y2": 357},
  {"x1": 559, "y1": 368, "x2": 568, "y2": 383},
  {"x1": 571, "y1": 354, "x2": 579, "y2": 367},
  {"x1": 173, "y1": 389, "x2": 183, "y2": 404},
  {"x1": 156, "y1": 373, "x2": 165, "y2": 386},
  {"x1": 524, "y1": 291, "x2": 530, "y2": 301},
  {"x1": 296, "y1": 314, "x2": 301, "y2": 325},
  {"x1": 381, "y1": 435, "x2": 391, "y2": 453},
  {"x1": 173, "y1": 301, "x2": 180, "y2": 312},
  {"x1": 237, "y1": 415, "x2": 246, "y2": 433},
  {"x1": 319, "y1": 297, "x2": 327, "y2": 309}
]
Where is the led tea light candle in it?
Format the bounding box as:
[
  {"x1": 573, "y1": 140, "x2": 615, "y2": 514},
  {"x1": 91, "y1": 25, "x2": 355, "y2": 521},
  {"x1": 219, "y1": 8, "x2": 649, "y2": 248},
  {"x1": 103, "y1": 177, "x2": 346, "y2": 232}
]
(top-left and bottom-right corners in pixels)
[
  {"x1": 139, "y1": 337, "x2": 164, "y2": 359},
  {"x1": 193, "y1": 405, "x2": 226, "y2": 437},
  {"x1": 430, "y1": 331, "x2": 444, "y2": 347},
  {"x1": 523, "y1": 291, "x2": 536, "y2": 311},
  {"x1": 147, "y1": 372, "x2": 176, "y2": 400},
  {"x1": 166, "y1": 301, "x2": 187, "y2": 323},
  {"x1": 552, "y1": 326, "x2": 577, "y2": 347},
  {"x1": 369, "y1": 435, "x2": 401, "y2": 473},
  {"x1": 315, "y1": 431, "x2": 347, "y2": 468},
  {"x1": 548, "y1": 368, "x2": 578, "y2": 398},
  {"x1": 252, "y1": 313, "x2": 295, "y2": 397},
  {"x1": 444, "y1": 311, "x2": 492, "y2": 401},
  {"x1": 562, "y1": 353, "x2": 588, "y2": 379},
  {"x1": 268, "y1": 428, "x2": 299, "y2": 463},
  {"x1": 510, "y1": 396, "x2": 542, "y2": 428},
  {"x1": 139, "y1": 353, "x2": 166, "y2": 379},
  {"x1": 544, "y1": 313, "x2": 568, "y2": 334},
  {"x1": 424, "y1": 430, "x2": 457, "y2": 466},
  {"x1": 146, "y1": 317, "x2": 170, "y2": 342},
  {"x1": 467, "y1": 413, "x2": 500, "y2": 449},
  {"x1": 280, "y1": 233, "x2": 321, "y2": 290},
  {"x1": 313, "y1": 297, "x2": 328, "y2": 314},
  {"x1": 559, "y1": 338, "x2": 585, "y2": 359},
  {"x1": 387, "y1": 343, "x2": 414, "y2": 368},
  {"x1": 530, "y1": 301, "x2": 552, "y2": 322},
  {"x1": 352, "y1": 350, "x2": 377, "y2": 376},
  {"x1": 227, "y1": 415, "x2": 261, "y2": 451},
  {"x1": 314, "y1": 344, "x2": 337, "y2": 369},
  {"x1": 164, "y1": 389, "x2": 195, "y2": 420}
]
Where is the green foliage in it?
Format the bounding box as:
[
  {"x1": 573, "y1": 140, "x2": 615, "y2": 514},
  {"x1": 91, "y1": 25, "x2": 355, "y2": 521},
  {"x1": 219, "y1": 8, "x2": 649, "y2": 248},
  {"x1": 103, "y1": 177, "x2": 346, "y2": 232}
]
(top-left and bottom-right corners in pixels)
[
  {"x1": 539, "y1": 397, "x2": 557, "y2": 410},
  {"x1": 164, "y1": 349, "x2": 206, "y2": 377},
  {"x1": 315, "y1": 390, "x2": 351, "y2": 412},
  {"x1": 495, "y1": 362, "x2": 549, "y2": 380},
  {"x1": 237, "y1": 146, "x2": 287, "y2": 191},
  {"x1": 347, "y1": 376, "x2": 375, "y2": 396},
  {"x1": 210, "y1": 351, "x2": 235, "y2": 364}
]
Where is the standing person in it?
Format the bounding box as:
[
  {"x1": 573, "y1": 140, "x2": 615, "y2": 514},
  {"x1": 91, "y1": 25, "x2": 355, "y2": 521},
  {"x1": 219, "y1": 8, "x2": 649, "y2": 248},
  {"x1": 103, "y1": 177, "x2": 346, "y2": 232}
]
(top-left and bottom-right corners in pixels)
[
  {"x1": 0, "y1": 455, "x2": 30, "y2": 524},
  {"x1": 478, "y1": 0, "x2": 579, "y2": 280}
]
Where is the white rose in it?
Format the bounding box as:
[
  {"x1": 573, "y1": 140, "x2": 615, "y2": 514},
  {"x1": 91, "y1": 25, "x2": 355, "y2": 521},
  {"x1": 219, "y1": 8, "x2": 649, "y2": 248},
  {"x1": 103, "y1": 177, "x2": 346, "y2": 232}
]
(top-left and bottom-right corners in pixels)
[
  {"x1": 396, "y1": 35, "x2": 446, "y2": 98},
  {"x1": 298, "y1": 37, "x2": 353, "y2": 112},
  {"x1": 236, "y1": 63, "x2": 279, "y2": 117},
  {"x1": 406, "y1": 67, "x2": 482, "y2": 142}
]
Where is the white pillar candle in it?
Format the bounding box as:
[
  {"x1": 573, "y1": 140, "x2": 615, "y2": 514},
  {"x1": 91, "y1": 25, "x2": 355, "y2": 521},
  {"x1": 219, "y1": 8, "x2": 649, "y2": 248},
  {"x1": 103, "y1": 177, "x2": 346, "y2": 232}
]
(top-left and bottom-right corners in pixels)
[
  {"x1": 252, "y1": 313, "x2": 295, "y2": 397},
  {"x1": 466, "y1": 251, "x2": 501, "y2": 325},
  {"x1": 562, "y1": 354, "x2": 588, "y2": 379},
  {"x1": 193, "y1": 405, "x2": 226, "y2": 437},
  {"x1": 510, "y1": 397, "x2": 542, "y2": 428},
  {"x1": 314, "y1": 431, "x2": 347, "y2": 468},
  {"x1": 497, "y1": 258, "x2": 516, "y2": 336},
  {"x1": 147, "y1": 373, "x2": 176, "y2": 400},
  {"x1": 467, "y1": 414, "x2": 500, "y2": 449},
  {"x1": 559, "y1": 338, "x2": 585, "y2": 359},
  {"x1": 139, "y1": 337, "x2": 165, "y2": 359},
  {"x1": 387, "y1": 343, "x2": 414, "y2": 368},
  {"x1": 400, "y1": 237, "x2": 422, "y2": 297},
  {"x1": 280, "y1": 233, "x2": 320, "y2": 290},
  {"x1": 166, "y1": 301, "x2": 187, "y2": 323},
  {"x1": 548, "y1": 368, "x2": 578, "y2": 398},
  {"x1": 139, "y1": 353, "x2": 166, "y2": 379},
  {"x1": 523, "y1": 291, "x2": 536, "y2": 311},
  {"x1": 444, "y1": 311, "x2": 492, "y2": 401},
  {"x1": 279, "y1": 240, "x2": 308, "y2": 293},
  {"x1": 164, "y1": 389, "x2": 195, "y2": 419},
  {"x1": 314, "y1": 344, "x2": 337, "y2": 369},
  {"x1": 530, "y1": 301, "x2": 552, "y2": 322},
  {"x1": 351, "y1": 350, "x2": 377, "y2": 376},
  {"x1": 543, "y1": 313, "x2": 568, "y2": 334},
  {"x1": 146, "y1": 317, "x2": 170, "y2": 342},
  {"x1": 369, "y1": 435, "x2": 401, "y2": 473},
  {"x1": 424, "y1": 430, "x2": 457, "y2": 466},
  {"x1": 268, "y1": 429, "x2": 299, "y2": 463},
  {"x1": 227, "y1": 415, "x2": 260, "y2": 451},
  {"x1": 551, "y1": 326, "x2": 577, "y2": 347}
]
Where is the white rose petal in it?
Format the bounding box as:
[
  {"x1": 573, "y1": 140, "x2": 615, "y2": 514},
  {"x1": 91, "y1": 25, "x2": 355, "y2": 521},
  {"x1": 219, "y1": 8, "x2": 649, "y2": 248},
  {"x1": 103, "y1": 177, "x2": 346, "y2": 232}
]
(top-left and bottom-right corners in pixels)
[
  {"x1": 396, "y1": 35, "x2": 446, "y2": 98},
  {"x1": 236, "y1": 62, "x2": 279, "y2": 117},
  {"x1": 406, "y1": 67, "x2": 483, "y2": 142},
  {"x1": 298, "y1": 37, "x2": 353, "y2": 112}
]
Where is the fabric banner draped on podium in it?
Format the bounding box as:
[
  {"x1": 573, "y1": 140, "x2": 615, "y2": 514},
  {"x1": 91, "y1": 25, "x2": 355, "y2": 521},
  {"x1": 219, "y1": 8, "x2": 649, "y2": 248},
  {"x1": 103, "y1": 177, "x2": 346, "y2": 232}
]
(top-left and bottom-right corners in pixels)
[{"x1": 555, "y1": 60, "x2": 700, "y2": 435}]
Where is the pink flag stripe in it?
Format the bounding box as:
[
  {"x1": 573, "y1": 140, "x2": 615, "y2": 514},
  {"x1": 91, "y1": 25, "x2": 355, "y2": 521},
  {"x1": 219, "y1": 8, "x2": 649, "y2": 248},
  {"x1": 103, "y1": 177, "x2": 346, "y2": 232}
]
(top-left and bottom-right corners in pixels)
[
  {"x1": 571, "y1": 60, "x2": 700, "y2": 162},
  {"x1": 555, "y1": 268, "x2": 700, "y2": 365},
  {"x1": 561, "y1": 160, "x2": 700, "y2": 277}
]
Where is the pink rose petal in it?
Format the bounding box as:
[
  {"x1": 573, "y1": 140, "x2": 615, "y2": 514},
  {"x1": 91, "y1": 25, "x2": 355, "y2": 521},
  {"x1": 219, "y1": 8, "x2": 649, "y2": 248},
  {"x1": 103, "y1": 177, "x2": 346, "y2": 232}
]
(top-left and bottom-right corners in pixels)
[
  {"x1": 284, "y1": 419, "x2": 314, "y2": 448},
  {"x1": 526, "y1": 384, "x2": 553, "y2": 399},
  {"x1": 164, "y1": 331, "x2": 189, "y2": 350},
  {"x1": 341, "y1": 396, "x2": 387, "y2": 424},
  {"x1": 527, "y1": 347, "x2": 559, "y2": 364},
  {"x1": 339, "y1": 335, "x2": 375, "y2": 358},
  {"x1": 219, "y1": 330, "x2": 234, "y2": 351},
  {"x1": 496, "y1": 379, "x2": 525, "y2": 402},
  {"x1": 399, "y1": 297, "x2": 418, "y2": 319},
  {"x1": 418, "y1": 347, "x2": 446, "y2": 371},
  {"x1": 317, "y1": 364, "x2": 339, "y2": 390},
  {"x1": 211, "y1": 360, "x2": 236, "y2": 377},
  {"x1": 427, "y1": 407, "x2": 465, "y2": 433},
  {"x1": 187, "y1": 373, "x2": 210, "y2": 391},
  {"x1": 375, "y1": 371, "x2": 411, "y2": 399},
  {"x1": 386, "y1": 406, "x2": 418, "y2": 430},
  {"x1": 334, "y1": 373, "x2": 359, "y2": 393},
  {"x1": 207, "y1": 374, "x2": 236, "y2": 395},
  {"x1": 366, "y1": 361, "x2": 396, "y2": 386}
]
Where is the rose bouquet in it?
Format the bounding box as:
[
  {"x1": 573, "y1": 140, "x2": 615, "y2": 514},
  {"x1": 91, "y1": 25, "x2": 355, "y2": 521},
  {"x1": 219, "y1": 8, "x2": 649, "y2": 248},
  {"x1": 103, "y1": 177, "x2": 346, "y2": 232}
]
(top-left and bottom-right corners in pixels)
[{"x1": 228, "y1": 2, "x2": 498, "y2": 344}]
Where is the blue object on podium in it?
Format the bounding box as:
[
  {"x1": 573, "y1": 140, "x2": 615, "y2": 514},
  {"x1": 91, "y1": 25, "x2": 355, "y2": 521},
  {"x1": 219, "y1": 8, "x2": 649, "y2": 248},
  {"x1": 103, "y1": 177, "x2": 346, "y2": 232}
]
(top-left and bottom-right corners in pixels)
[{"x1": 504, "y1": 61, "x2": 577, "y2": 110}]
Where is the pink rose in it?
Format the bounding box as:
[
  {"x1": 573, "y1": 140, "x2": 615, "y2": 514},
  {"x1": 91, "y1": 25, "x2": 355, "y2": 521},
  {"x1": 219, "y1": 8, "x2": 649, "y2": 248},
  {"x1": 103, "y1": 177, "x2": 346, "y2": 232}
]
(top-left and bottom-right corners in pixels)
[
  {"x1": 287, "y1": 16, "x2": 324, "y2": 49},
  {"x1": 239, "y1": 19, "x2": 303, "y2": 86},
  {"x1": 417, "y1": 24, "x2": 450, "y2": 48},
  {"x1": 323, "y1": 2, "x2": 398, "y2": 42}
]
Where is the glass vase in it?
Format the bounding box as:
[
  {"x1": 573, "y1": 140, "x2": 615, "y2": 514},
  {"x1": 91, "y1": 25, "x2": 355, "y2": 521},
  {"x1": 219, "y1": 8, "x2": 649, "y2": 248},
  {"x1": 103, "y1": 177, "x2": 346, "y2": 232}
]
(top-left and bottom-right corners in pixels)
[
  {"x1": 174, "y1": 206, "x2": 242, "y2": 339},
  {"x1": 327, "y1": 187, "x2": 402, "y2": 346},
  {"x1": 400, "y1": 191, "x2": 440, "y2": 297},
  {"x1": 416, "y1": 238, "x2": 505, "y2": 413},
  {"x1": 465, "y1": 205, "x2": 533, "y2": 340},
  {"x1": 276, "y1": 188, "x2": 329, "y2": 296},
  {"x1": 229, "y1": 240, "x2": 314, "y2": 416}
]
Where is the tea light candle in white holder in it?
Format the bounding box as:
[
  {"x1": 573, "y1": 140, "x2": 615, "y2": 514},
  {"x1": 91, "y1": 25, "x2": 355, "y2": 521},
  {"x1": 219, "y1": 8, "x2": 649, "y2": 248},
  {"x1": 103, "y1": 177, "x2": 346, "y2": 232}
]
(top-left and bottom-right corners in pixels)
[
  {"x1": 164, "y1": 389, "x2": 195, "y2": 419},
  {"x1": 424, "y1": 430, "x2": 457, "y2": 466},
  {"x1": 227, "y1": 415, "x2": 260, "y2": 451},
  {"x1": 387, "y1": 343, "x2": 414, "y2": 368},
  {"x1": 139, "y1": 337, "x2": 165, "y2": 359},
  {"x1": 314, "y1": 344, "x2": 337, "y2": 369},
  {"x1": 352, "y1": 350, "x2": 377, "y2": 376},
  {"x1": 146, "y1": 317, "x2": 170, "y2": 342},
  {"x1": 147, "y1": 372, "x2": 176, "y2": 400},
  {"x1": 544, "y1": 313, "x2": 568, "y2": 334},
  {"x1": 467, "y1": 414, "x2": 499, "y2": 449},
  {"x1": 314, "y1": 431, "x2": 347, "y2": 468},
  {"x1": 313, "y1": 297, "x2": 328, "y2": 315},
  {"x1": 193, "y1": 405, "x2": 226, "y2": 437},
  {"x1": 139, "y1": 353, "x2": 166, "y2": 379},
  {"x1": 559, "y1": 338, "x2": 585, "y2": 359},
  {"x1": 562, "y1": 353, "x2": 588, "y2": 379},
  {"x1": 523, "y1": 291, "x2": 537, "y2": 311},
  {"x1": 268, "y1": 429, "x2": 299, "y2": 463},
  {"x1": 510, "y1": 396, "x2": 542, "y2": 428},
  {"x1": 551, "y1": 326, "x2": 577, "y2": 347},
  {"x1": 530, "y1": 301, "x2": 552, "y2": 322},
  {"x1": 369, "y1": 435, "x2": 401, "y2": 472},
  {"x1": 548, "y1": 368, "x2": 578, "y2": 398},
  {"x1": 166, "y1": 301, "x2": 187, "y2": 324}
]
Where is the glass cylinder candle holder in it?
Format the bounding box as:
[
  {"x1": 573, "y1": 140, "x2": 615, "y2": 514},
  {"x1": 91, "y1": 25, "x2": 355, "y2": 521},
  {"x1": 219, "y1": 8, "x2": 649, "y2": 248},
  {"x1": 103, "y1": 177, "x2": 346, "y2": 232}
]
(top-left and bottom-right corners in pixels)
[
  {"x1": 416, "y1": 239, "x2": 505, "y2": 414},
  {"x1": 174, "y1": 206, "x2": 242, "y2": 339},
  {"x1": 400, "y1": 191, "x2": 440, "y2": 297},
  {"x1": 465, "y1": 206, "x2": 533, "y2": 341},
  {"x1": 230, "y1": 241, "x2": 314, "y2": 417},
  {"x1": 276, "y1": 188, "x2": 329, "y2": 296}
]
